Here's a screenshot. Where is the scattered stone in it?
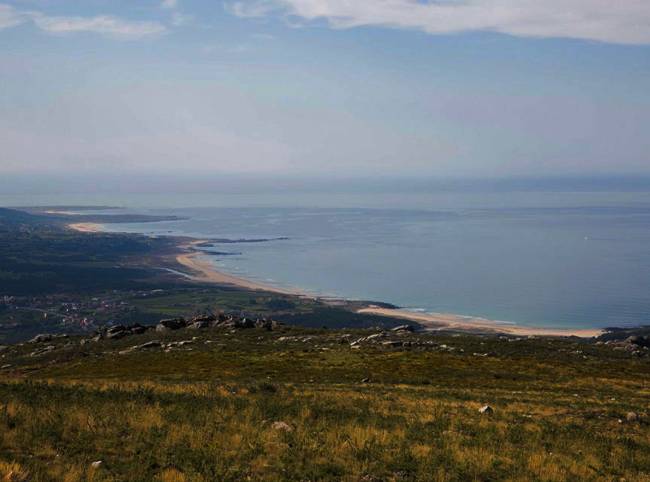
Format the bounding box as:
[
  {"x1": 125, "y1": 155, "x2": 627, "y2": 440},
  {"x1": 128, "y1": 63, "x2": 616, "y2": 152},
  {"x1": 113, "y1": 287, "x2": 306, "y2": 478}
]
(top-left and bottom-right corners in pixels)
[
  {"x1": 479, "y1": 405, "x2": 494, "y2": 415},
  {"x1": 391, "y1": 324, "x2": 414, "y2": 332},
  {"x1": 255, "y1": 318, "x2": 275, "y2": 330},
  {"x1": 30, "y1": 345, "x2": 55, "y2": 357},
  {"x1": 106, "y1": 325, "x2": 127, "y2": 340},
  {"x1": 90, "y1": 460, "x2": 103, "y2": 469},
  {"x1": 271, "y1": 421, "x2": 293, "y2": 432},
  {"x1": 188, "y1": 320, "x2": 210, "y2": 330},
  {"x1": 626, "y1": 335, "x2": 650, "y2": 347},
  {"x1": 235, "y1": 318, "x2": 256, "y2": 329},
  {"x1": 361, "y1": 377, "x2": 371, "y2": 383},
  {"x1": 28, "y1": 334, "x2": 53, "y2": 343},
  {"x1": 626, "y1": 412, "x2": 640, "y2": 423},
  {"x1": 193, "y1": 314, "x2": 217, "y2": 323},
  {"x1": 381, "y1": 340, "x2": 403, "y2": 347},
  {"x1": 156, "y1": 318, "x2": 186, "y2": 332},
  {"x1": 359, "y1": 475, "x2": 382, "y2": 482},
  {"x1": 129, "y1": 324, "x2": 148, "y2": 335},
  {"x1": 119, "y1": 340, "x2": 163, "y2": 355},
  {"x1": 166, "y1": 340, "x2": 194, "y2": 348}
]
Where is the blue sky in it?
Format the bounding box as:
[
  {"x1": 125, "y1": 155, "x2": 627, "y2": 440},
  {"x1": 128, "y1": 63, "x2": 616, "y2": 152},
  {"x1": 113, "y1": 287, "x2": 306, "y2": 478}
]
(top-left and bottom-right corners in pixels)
[{"x1": 1, "y1": 0, "x2": 649, "y2": 179}]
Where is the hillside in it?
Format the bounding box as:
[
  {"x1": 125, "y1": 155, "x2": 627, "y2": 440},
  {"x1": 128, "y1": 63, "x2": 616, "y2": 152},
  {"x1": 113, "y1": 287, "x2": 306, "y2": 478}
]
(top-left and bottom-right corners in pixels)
[{"x1": 0, "y1": 320, "x2": 649, "y2": 481}]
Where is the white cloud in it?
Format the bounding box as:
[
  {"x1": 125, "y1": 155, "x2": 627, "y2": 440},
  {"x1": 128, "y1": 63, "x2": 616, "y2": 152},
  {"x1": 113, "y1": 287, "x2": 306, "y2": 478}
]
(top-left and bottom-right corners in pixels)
[
  {"x1": 161, "y1": 0, "x2": 178, "y2": 10},
  {"x1": 0, "y1": 4, "x2": 24, "y2": 29},
  {"x1": 171, "y1": 12, "x2": 193, "y2": 26},
  {"x1": 0, "y1": 3, "x2": 166, "y2": 39},
  {"x1": 227, "y1": 0, "x2": 650, "y2": 45},
  {"x1": 31, "y1": 14, "x2": 166, "y2": 39}
]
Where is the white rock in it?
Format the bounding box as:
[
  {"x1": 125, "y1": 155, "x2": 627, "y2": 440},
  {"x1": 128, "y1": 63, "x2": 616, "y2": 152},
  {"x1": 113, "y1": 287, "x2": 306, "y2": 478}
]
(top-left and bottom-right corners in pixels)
[{"x1": 271, "y1": 421, "x2": 293, "y2": 432}]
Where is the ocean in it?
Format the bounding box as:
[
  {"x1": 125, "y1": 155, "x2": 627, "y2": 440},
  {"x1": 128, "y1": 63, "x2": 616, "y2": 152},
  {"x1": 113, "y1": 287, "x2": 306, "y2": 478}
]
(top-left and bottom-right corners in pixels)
[{"x1": 44, "y1": 189, "x2": 649, "y2": 331}]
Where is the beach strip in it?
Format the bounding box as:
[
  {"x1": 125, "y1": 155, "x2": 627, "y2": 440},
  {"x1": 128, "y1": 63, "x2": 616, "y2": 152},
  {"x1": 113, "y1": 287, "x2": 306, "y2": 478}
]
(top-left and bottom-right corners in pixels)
[
  {"x1": 175, "y1": 242, "x2": 302, "y2": 296},
  {"x1": 67, "y1": 223, "x2": 105, "y2": 233},
  {"x1": 357, "y1": 307, "x2": 604, "y2": 338}
]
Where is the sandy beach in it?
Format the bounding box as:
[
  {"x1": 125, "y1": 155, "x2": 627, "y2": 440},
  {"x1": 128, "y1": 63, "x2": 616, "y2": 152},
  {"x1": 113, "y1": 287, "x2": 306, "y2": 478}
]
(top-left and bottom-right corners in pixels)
[
  {"x1": 175, "y1": 241, "x2": 301, "y2": 296},
  {"x1": 357, "y1": 307, "x2": 604, "y2": 338},
  {"x1": 67, "y1": 223, "x2": 104, "y2": 233}
]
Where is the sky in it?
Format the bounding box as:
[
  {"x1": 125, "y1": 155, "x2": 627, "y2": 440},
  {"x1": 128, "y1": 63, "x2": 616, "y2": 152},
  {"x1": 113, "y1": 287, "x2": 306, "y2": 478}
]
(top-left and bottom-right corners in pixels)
[{"x1": 1, "y1": 0, "x2": 649, "y2": 183}]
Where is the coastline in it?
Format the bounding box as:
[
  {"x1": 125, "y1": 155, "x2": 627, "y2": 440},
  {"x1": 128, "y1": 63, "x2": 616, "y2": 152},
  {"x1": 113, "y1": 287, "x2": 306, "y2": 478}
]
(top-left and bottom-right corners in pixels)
[
  {"x1": 357, "y1": 307, "x2": 604, "y2": 338},
  {"x1": 177, "y1": 244, "x2": 604, "y2": 337},
  {"x1": 175, "y1": 241, "x2": 303, "y2": 296},
  {"x1": 68, "y1": 222, "x2": 604, "y2": 338},
  {"x1": 68, "y1": 222, "x2": 105, "y2": 233}
]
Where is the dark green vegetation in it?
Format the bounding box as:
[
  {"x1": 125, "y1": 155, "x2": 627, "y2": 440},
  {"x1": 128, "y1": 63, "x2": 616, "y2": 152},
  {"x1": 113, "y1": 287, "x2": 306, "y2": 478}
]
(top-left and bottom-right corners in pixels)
[
  {"x1": 0, "y1": 208, "x2": 409, "y2": 343},
  {"x1": 12, "y1": 206, "x2": 185, "y2": 225},
  {"x1": 0, "y1": 327, "x2": 649, "y2": 481},
  {"x1": 0, "y1": 207, "x2": 180, "y2": 296}
]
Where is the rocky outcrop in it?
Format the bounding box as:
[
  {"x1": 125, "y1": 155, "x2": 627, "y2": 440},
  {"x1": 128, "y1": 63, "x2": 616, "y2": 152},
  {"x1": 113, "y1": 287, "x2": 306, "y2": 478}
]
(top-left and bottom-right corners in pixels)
[
  {"x1": 28, "y1": 334, "x2": 53, "y2": 343},
  {"x1": 479, "y1": 405, "x2": 494, "y2": 415},
  {"x1": 106, "y1": 325, "x2": 128, "y2": 340},
  {"x1": 87, "y1": 313, "x2": 282, "y2": 346},
  {"x1": 271, "y1": 421, "x2": 293, "y2": 432},
  {"x1": 603, "y1": 335, "x2": 650, "y2": 357},
  {"x1": 28, "y1": 333, "x2": 68, "y2": 343},
  {"x1": 391, "y1": 324, "x2": 415, "y2": 333},
  {"x1": 155, "y1": 318, "x2": 187, "y2": 332}
]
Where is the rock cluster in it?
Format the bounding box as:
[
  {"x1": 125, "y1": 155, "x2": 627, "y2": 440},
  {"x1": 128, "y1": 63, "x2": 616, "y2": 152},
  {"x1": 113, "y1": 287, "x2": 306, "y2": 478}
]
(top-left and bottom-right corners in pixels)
[
  {"x1": 602, "y1": 335, "x2": 650, "y2": 357},
  {"x1": 86, "y1": 324, "x2": 153, "y2": 342},
  {"x1": 155, "y1": 314, "x2": 280, "y2": 333},
  {"x1": 119, "y1": 339, "x2": 196, "y2": 355},
  {"x1": 85, "y1": 314, "x2": 281, "y2": 345},
  {"x1": 29, "y1": 345, "x2": 55, "y2": 357},
  {"x1": 344, "y1": 329, "x2": 453, "y2": 352},
  {"x1": 28, "y1": 333, "x2": 68, "y2": 344}
]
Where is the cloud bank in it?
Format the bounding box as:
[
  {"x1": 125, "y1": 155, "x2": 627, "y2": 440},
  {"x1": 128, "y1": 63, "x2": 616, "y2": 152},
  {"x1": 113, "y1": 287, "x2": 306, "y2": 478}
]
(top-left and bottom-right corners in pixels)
[
  {"x1": 0, "y1": 3, "x2": 166, "y2": 39},
  {"x1": 227, "y1": 0, "x2": 650, "y2": 45}
]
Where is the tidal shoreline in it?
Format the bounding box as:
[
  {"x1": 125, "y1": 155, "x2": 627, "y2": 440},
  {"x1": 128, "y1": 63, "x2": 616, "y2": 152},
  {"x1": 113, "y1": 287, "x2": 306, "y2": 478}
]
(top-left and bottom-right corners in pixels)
[
  {"x1": 175, "y1": 240, "x2": 302, "y2": 296},
  {"x1": 357, "y1": 307, "x2": 604, "y2": 338},
  {"x1": 68, "y1": 222, "x2": 604, "y2": 338}
]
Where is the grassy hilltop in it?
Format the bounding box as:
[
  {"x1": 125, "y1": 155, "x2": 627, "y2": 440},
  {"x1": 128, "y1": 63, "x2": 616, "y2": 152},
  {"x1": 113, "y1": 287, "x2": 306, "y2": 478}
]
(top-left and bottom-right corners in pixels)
[{"x1": 0, "y1": 323, "x2": 649, "y2": 481}]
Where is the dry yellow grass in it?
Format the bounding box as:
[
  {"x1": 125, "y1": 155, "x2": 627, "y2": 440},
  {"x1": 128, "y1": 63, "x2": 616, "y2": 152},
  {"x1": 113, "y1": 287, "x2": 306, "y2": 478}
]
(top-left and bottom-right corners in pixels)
[{"x1": 0, "y1": 328, "x2": 649, "y2": 480}]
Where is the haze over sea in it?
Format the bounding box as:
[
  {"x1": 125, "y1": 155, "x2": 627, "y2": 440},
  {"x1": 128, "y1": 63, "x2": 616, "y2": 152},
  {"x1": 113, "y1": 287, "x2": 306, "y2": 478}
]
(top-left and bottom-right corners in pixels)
[{"x1": 7, "y1": 186, "x2": 649, "y2": 331}]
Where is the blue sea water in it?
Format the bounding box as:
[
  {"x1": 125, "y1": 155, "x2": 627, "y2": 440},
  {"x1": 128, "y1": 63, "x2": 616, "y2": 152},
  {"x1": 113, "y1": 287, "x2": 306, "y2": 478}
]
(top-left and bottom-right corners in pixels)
[{"x1": 77, "y1": 191, "x2": 650, "y2": 330}]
